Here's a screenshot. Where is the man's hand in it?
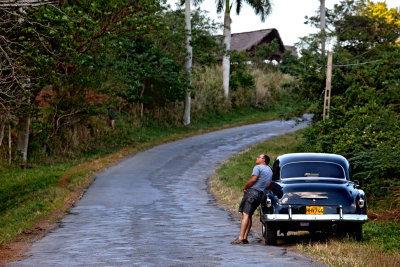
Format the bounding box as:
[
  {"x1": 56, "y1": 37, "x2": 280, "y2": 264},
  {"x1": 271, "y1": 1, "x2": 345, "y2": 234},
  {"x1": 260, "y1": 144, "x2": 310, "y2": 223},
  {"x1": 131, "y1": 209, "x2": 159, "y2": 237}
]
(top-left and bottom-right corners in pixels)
[{"x1": 243, "y1": 175, "x2": 258, "y2": 193}]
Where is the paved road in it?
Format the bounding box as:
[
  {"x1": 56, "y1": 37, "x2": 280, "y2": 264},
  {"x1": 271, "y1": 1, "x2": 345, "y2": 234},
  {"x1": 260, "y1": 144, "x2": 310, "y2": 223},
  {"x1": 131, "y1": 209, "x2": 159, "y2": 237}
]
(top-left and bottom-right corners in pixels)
[{"x1": 9, "y1": 115, "x2": 324, "y2": 266}]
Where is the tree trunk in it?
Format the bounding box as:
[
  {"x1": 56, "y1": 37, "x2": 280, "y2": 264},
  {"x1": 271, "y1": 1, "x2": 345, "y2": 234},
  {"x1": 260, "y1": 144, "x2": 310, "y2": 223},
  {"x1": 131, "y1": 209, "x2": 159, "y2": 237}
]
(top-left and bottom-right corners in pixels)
[
  {"x1": 16, "y1": 114, "x2": 30, "y2": 163},
  {"x1": 182, "y1": 0, "x2": 192, "y2": 126},
  {"x1": 222, "y1": 10, "x2": 231, "y2": 99},
  {"x1": 0, "y1": 120, "x2": 5, "y2": 148},
  {"x1": 320, "y1": 0, "x2": 326, "y2": 53}
]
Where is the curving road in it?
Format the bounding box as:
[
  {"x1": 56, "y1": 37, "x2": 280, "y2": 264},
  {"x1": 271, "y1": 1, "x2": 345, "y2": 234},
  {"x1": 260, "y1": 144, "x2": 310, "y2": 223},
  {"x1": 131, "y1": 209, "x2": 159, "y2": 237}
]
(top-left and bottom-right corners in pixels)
[{"x1": 8, "y1": 115, "x2": 324, "y2": 266}]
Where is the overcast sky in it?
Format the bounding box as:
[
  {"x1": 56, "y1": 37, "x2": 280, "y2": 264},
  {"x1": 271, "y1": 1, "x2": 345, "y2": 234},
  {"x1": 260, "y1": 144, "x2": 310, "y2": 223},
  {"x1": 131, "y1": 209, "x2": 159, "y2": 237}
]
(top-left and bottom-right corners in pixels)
[{"x1": 168, "y1": 0, "x2": 400, "y2": 46}]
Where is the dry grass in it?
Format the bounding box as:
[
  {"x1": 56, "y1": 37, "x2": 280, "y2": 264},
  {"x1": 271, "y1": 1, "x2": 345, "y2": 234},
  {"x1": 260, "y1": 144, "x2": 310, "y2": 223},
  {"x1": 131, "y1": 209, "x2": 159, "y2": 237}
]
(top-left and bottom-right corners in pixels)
[
  {"x1": 191, "y1": 65, "x2": 296, "y2": 113},
  {"x1": 297, "y1": 239, "x2": 400, "y2": 267},
  {"x1": 191, "y1": 65, "x2": 227, "y2": 114},
  {"x1": 251, "y1": 68, "x2": 294, "y2": 108}
]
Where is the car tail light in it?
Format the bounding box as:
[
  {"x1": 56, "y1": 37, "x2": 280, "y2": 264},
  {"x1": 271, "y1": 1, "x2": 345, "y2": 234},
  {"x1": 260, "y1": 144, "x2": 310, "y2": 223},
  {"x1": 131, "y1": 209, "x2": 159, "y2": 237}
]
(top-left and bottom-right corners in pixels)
[
  {"x1": 358, "y1": 199, "x2": 365, "y2": 208},
  {"x1": 266, "y1": 197, "x2": 272, "y2": 208}
]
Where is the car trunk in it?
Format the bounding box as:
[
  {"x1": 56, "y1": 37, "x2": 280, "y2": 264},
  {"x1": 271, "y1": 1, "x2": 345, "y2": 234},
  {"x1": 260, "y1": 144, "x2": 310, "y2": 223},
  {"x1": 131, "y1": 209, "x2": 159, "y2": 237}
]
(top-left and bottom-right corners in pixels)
[{"x1": 275, "y1": 179, "x2": 356, "y2": 214}]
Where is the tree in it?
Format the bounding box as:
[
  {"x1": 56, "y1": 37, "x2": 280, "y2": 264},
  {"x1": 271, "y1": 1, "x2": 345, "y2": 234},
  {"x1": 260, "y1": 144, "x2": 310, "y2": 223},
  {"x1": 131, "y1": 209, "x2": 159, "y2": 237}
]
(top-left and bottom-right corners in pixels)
[
  {"x1": 295, "y1": 0, "x2": 400, "y2": 196},
  {"x1": 215, "y1": 0, "x2": 272, "y2": 99},
  {"x1": 1, "y1": 0, "x2": 167, "y2": 162},
  {"x1": 182, "y1": 0, "x2": 193, "y2": 125}
]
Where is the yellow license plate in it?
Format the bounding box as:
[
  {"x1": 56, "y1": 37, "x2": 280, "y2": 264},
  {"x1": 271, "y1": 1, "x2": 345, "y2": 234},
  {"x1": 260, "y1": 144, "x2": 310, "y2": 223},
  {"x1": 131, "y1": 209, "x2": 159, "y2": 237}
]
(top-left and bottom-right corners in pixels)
[{"x1": 306, "y1": 206, "x2": 323, "y2": 214}]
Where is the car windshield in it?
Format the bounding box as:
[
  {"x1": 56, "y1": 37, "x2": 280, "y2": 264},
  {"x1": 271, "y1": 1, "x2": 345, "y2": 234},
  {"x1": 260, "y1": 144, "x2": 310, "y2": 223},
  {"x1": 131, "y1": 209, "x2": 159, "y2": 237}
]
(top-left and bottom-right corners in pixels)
[{"x1": 281, "y1": 162, "x2": 345, "y2": 179}]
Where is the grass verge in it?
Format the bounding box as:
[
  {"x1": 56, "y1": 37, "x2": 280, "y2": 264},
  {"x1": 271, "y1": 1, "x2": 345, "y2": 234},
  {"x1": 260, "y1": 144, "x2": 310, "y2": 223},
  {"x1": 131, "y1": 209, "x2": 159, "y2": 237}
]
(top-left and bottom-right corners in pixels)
[{"x1": 210, "y1": 129, "x2": 400, "y2": 267}]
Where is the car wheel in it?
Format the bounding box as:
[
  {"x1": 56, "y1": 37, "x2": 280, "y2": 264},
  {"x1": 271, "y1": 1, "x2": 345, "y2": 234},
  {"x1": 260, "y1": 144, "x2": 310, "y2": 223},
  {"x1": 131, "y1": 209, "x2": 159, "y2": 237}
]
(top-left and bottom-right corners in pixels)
[
  {"x1": 352, "y1": 223, "x2": 363, "y2": 241},
  {"x1": 262, "y1": 224, "x2": 266, "y2": 238},
  {"x1": 309, "y1": 230, "x2": 316, "y2": 237},
  {"x1": 265, "y1": 224, "x2": 277, "y2": 245}
]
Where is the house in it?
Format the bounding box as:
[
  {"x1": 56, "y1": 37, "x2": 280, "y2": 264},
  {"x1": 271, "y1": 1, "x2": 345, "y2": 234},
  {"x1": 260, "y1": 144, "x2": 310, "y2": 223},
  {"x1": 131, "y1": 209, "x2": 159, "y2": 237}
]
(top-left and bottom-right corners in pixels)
[
  {"x1": 284, "y1": 45, "x2": 298, "y2": 58},
  {"x1": 227, "y1": 29, "x2": 297, "y2": 60}
]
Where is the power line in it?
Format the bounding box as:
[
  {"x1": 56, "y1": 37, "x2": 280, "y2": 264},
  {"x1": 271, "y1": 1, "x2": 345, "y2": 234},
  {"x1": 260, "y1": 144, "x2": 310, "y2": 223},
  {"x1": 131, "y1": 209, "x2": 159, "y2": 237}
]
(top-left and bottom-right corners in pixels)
[{"x1": 332, "y1": 59, "x2": 382, "y2": 67}]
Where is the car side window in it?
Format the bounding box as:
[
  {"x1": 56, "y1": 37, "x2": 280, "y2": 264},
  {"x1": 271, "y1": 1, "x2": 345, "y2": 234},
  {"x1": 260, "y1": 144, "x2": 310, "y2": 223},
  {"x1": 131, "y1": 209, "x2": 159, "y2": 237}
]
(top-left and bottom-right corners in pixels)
[{"x1": 281, "y1": 162, "x2": 345, "y2": 179}]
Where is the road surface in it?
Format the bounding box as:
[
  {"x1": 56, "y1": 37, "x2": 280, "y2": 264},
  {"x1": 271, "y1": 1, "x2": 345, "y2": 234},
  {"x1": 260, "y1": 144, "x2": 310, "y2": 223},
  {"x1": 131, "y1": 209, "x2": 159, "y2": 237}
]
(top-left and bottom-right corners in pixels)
[{"x1": 8, "y1": 115, "x2": 325, "y2": 266}]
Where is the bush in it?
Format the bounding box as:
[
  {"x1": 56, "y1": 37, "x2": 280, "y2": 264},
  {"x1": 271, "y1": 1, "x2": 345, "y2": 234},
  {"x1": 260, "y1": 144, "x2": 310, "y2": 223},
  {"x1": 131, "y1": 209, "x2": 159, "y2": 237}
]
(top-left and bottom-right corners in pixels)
[{"x1": 299, "y1": 102, "x2": 400, "y2": 196}]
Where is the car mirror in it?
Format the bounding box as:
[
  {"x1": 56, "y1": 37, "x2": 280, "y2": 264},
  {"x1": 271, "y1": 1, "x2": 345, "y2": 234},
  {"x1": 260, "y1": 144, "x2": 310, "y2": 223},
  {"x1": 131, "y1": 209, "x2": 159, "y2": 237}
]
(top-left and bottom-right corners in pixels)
[{"x1": 353, "y1": 180, "x2": 360, "y2": 188}]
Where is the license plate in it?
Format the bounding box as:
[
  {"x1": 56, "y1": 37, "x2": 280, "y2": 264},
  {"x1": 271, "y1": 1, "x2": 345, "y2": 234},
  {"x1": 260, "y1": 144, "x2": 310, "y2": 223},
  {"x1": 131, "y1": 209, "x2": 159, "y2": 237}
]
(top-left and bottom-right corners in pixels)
[{"x1": 306, "y1": 206, "x2": 323, "y2": 214}]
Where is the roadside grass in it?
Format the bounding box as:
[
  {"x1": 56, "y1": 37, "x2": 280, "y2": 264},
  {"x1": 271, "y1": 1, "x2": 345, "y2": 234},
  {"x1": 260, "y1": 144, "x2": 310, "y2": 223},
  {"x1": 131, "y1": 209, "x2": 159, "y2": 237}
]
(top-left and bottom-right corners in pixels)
[
  {"x1": 0, "y1": 106, "x2": 302, "y2": 246},
  {"x1": 0, "y1": 164, "x2": 74, "y2": 244},
  {"x1": 210, "y1": 129, "x2": 400, "y2": 266}
]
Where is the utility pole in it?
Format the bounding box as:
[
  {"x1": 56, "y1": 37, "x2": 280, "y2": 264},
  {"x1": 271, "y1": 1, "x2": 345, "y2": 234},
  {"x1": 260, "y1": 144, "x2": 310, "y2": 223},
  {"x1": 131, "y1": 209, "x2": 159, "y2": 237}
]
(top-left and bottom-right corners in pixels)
[
  {"x1": 323, "y1": 51, "x2": 333, "y2": 120},
  {"x1": 320, "y1": 0, "x2": 326, "y2": 54}
]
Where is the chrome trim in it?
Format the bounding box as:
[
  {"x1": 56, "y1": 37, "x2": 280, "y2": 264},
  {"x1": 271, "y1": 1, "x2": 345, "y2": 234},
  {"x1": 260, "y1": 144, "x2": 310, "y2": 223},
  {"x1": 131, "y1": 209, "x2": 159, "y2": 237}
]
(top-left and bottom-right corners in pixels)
[
  {"x1": 339, "y1": 205, "x2": 343, "y2": 220},
  {"x1": 301, "y1": 196, "x2": 328, "y2": 199},
  {"x1": 288, "y1": 205, "x2": 292, "y2": 221},
  {"x1": 264, "y1": 214, "x2": 368, "y2": 222}
]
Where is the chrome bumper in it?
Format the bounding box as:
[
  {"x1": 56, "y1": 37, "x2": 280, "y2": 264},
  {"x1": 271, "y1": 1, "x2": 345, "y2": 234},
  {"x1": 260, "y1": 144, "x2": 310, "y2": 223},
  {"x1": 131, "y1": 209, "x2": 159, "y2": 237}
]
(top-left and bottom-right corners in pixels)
[{"x1": 263, "y1": 214, "x2": 368, "y2": 222}]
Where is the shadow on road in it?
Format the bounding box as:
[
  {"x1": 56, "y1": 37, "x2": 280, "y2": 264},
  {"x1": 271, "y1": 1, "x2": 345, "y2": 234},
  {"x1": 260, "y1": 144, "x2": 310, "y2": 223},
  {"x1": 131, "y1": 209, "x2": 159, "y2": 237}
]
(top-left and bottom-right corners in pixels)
[{"x1": 274, "y1": 231, "x2": 352, "y2": 247}]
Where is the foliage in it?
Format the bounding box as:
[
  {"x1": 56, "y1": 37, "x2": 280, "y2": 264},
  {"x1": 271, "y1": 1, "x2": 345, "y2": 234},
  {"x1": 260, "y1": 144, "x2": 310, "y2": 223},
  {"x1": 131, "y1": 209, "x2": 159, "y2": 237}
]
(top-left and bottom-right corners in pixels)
[
  {"x1": 279, "y1": 39, "x2": 327, "y2": 101},
  {"x1": 252, "y1": 39, "x2": 280, "y2": 67},
  {"x1": 291, "y1": 0, "x2": 400, "y2": 197},
  {"x1": 0, "y1": 0, "x2": 170, "y2": 160},
  {"x1": 105, "y1": 38, "x2": 187, "y2": 107},
  {"x1": 156, "y1": 8, "x2": 223, "y2": 66},
  {"x1": 229, "y1": 51, "x2": 255, "y2": 92}
]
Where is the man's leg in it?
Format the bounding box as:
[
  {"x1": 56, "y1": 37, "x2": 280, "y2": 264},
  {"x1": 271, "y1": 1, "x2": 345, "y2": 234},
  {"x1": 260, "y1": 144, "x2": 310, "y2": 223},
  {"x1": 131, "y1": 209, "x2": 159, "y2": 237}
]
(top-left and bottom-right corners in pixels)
[
  {"x1": 239, "y1": 212, "x2": 250, "y2": 240},
  {"x1": 243, "y1": 215, "x2": 252, "y2": 240}
]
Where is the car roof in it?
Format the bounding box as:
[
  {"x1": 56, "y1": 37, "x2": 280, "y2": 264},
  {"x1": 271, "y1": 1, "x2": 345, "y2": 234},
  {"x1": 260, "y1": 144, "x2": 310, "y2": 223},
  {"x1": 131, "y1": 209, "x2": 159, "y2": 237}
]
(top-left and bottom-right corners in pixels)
[
  {"x1": 276, "y1": 153, "x2": 349, "y2": 166},
  {"x1": 272, "y1": 153, "x2": 351, "y2": 181}
]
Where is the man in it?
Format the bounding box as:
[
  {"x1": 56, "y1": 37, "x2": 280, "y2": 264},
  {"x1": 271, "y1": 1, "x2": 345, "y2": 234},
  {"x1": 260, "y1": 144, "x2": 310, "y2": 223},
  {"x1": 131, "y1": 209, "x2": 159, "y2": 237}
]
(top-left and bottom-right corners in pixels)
[
  {"x1": 108, "y1": 108, "x2": 115, "y2": 130},
  {"x1": 231, "y1": 154, "x2": 273, "y2": 244}
]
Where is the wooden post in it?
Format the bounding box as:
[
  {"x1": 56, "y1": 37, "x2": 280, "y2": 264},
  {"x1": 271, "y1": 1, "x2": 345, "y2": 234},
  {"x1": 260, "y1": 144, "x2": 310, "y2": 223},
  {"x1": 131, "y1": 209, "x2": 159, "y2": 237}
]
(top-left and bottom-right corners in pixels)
[
  {"x1": 323, "y1": 51, "x2": 333, "y2": 120},
  {"x1": 8, "y1": 122, "x2": 12, "y2": 165}
]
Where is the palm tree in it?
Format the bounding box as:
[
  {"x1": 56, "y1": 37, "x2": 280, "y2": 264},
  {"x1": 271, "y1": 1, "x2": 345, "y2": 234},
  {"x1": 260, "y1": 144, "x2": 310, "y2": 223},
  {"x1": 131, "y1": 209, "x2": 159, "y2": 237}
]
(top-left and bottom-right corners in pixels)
[
  {"x1": 216, "y1": 0, "x2": 272, "y2": 99},
  {"x1": 182, "y1": 0, "x2": 193, "y2": 125},
  {"x1": 182, "y1": 0, "x2": 203, "y2": 125}
]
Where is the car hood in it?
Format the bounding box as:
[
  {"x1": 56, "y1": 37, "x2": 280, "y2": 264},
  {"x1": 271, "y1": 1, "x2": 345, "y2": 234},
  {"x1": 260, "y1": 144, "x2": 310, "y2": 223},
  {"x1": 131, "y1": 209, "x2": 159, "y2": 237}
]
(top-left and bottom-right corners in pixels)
[{"x1": 273, "y1": 178, "x2": 356, "y2": 206}]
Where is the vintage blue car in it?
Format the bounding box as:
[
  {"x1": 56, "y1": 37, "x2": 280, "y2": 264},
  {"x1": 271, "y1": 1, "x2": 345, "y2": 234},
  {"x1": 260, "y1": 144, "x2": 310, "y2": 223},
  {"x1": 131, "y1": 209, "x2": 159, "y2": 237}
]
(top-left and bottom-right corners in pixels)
[{"x1": 260, "y1": 153, "x2": 368, "y2": 245}]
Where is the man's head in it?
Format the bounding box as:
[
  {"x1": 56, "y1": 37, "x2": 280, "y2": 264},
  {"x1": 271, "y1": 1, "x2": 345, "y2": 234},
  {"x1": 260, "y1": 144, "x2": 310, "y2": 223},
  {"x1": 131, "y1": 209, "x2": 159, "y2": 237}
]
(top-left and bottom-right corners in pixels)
[{"x1": 256, "y1": 154, "x2": 270, "y2": 165}]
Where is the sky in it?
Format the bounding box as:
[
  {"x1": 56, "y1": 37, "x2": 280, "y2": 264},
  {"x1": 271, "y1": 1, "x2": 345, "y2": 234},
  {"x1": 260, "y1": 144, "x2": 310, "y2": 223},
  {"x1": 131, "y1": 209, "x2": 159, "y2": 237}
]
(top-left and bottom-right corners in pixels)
[{"x1": 168, "y1": 0, "x2": 400, "y2": 46}]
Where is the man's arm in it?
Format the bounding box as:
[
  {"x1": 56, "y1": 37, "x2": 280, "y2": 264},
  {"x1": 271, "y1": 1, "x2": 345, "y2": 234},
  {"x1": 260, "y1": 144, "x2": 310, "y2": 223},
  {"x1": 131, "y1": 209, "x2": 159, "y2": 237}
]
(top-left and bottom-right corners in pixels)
[{"x1": 242, "y1": 175, "x2": 258, "y2": 192}]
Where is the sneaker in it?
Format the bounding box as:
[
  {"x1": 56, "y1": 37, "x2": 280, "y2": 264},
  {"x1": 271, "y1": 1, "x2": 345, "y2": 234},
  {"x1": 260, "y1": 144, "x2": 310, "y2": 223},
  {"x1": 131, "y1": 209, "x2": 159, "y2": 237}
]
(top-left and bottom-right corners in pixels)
[{"x1": 231, "y1": 238, "x2": 247, "y2": 245}]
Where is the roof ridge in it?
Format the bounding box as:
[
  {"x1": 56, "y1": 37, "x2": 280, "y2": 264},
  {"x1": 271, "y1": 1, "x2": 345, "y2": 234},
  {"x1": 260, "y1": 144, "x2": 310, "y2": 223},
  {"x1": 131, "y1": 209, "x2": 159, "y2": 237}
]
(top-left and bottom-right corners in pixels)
[{"x1": 231, "y1": 28, "x2": 276, "y2": 35}]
